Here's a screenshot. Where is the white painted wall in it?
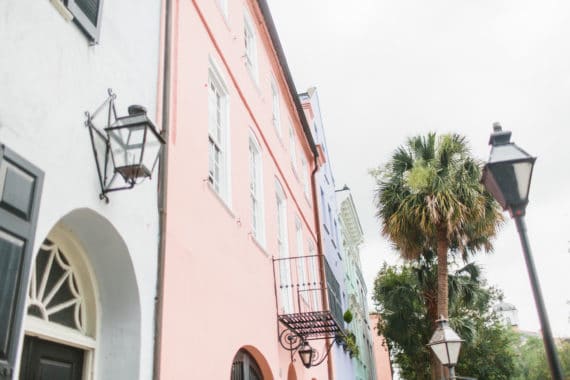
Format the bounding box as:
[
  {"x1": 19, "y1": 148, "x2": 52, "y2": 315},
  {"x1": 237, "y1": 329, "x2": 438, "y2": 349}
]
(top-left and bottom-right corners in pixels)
[{"x1": 0, "y1": 1, "x2": 162, "y2": 379}]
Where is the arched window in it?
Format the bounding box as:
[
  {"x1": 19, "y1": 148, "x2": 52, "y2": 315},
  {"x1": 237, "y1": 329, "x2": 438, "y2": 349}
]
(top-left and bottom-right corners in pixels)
[
  {"x1": 21, "y1": 231, "x2": 97, "y2": 380},
  {"x1": 231, "y1": 349, "x2": 263, "y2": 380}
]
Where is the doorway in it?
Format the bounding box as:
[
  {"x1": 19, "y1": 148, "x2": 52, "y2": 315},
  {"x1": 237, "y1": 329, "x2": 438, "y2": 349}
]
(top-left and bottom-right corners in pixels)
[{"x1": 19, "y1": 336, "x2": 84, "y2": 380}]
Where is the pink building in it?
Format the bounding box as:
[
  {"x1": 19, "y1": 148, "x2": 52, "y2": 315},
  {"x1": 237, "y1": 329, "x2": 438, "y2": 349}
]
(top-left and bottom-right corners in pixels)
[
  {"x1": 370, "y1": 313, "x2": 394, "y2": 380},
  {"x1": 156, "y1": 0, "x2": 340, "y2": 378}
]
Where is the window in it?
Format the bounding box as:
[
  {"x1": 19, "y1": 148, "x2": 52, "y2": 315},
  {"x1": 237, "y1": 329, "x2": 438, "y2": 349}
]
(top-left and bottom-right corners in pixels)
[
  {"x1": 276, "y1": 180, "x2": 292, "y2": 313},
  {"x1": 231, "y1": 349, "x2": 262, "y2": 380},
  {"x1": 249, "y1": 133, "x2": 264, "y2": 245},
  {"x1": 66, "y1": 0, "x2": 104, "y2": 43},
  {"x1": 308, "y1": 241, "x2": 320, "y2": 311},
  {"x1": 320, "y1": 188, "x2": 327, "y2": 233},
  {"x1": 295, "y1": 218, "x2": 307, "y2": 305},
  {"x1": 243, "y1": 10, "x2": 258, "y2": 80},
  {"x1": 217, "y1": 0, "x2": 228, "y2": 18},
  {"x1": 328, "y1": 205, "x2": 333, "y2": 234},
  {"x1": 208, "y1": 63, "x2": 230, "y2": 203},
  {"x1": 271, "y1": 79, "x2": 281, "y2": 136},
  {"x1": 301, "y1": 157, "x2": 309, "y2": 198},
  {"x1": 288, "y1": 124, "x2": 297, "y2": 171}
]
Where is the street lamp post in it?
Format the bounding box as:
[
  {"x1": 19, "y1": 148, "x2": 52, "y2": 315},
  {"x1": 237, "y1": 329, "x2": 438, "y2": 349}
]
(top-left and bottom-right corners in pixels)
[
  {"x1": 428, "y1": 317, "x2": 463, "y2": 380},
  {"x1": 481, "y1": 123, "x2": 564, "y2": 380}
]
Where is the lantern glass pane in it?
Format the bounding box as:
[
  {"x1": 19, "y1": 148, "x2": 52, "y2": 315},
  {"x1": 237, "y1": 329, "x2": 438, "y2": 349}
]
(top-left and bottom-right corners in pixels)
[
  {"x1": 107, "y1": 125, "x2": 145, "y2": 170},
  {"x1": 429, "y1": 342, "x2": 450, "y2": 366},
  {"x1": 299, "y1": 348, "x2": 313, "y2": 368},
  {"x1": 514, "y1": 161, "x2": 533, "y2": 203},
  {"x1": 447, "y1": 341, "x2": 462, "y2": 365},
  {"x1": 488, "y1": 163, "x2": 521, "y2": 206},
  {"x1": 140, "y1": 128, "x2": 162, "y2": 177}
]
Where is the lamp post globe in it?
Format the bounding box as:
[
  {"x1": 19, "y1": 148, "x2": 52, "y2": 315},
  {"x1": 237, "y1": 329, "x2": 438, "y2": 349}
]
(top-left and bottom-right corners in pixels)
[
  {"x1": 481, "y1": 122, "x2": 536, "y2": 217},
  {"x1": 428, "y1": 318, "x2": 463, "y2": 368}
]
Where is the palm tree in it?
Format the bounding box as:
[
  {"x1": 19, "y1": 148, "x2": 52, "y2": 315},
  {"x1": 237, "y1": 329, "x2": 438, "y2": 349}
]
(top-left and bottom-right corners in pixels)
[{"x1": 372, "y1": 132, "x2": 503, "y2": 319}]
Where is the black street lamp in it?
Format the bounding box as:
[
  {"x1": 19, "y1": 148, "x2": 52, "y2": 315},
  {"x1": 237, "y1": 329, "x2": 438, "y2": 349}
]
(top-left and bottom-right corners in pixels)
[
  {"x1": 428, "y1": 318, "x2": 463, "y2": 379},
  {"x1": 481, "y1": 122, "x2": 564, "y2": 380}
]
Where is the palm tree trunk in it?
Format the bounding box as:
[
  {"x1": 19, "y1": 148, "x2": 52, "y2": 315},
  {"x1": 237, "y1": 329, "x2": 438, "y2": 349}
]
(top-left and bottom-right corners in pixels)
[{"x1": 436, "y1": 231, "x2": 448, "y2": 318}]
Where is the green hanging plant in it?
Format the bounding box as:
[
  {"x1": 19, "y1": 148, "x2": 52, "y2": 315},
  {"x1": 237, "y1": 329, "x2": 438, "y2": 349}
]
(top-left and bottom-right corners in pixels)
[{"x1": 343, "y1": 309, "x2": 353, "y2": 324}]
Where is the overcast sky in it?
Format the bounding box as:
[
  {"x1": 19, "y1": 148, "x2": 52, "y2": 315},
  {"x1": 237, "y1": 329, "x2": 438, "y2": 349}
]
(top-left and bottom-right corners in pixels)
[{"x1": 267, "y1": 0, "x2": 570, "y2": 337}]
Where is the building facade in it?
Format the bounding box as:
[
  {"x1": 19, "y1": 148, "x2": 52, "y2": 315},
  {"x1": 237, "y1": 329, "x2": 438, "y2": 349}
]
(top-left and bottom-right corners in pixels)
[
  {"x1": 369, "y1": 313, "x2": 394, "y2": 380},
  {"x1": 0, "y1": 0, "x2": 163, "y2": 379},
  {"x1": 299, "y1": 88, "x2": 355, "y2": 379},
  {"x1": 156, "y1": 0, "x2": 334, "y2": 379},
  {"x1": 338, "y1": 193, "x2": 379, "y2": 380}
]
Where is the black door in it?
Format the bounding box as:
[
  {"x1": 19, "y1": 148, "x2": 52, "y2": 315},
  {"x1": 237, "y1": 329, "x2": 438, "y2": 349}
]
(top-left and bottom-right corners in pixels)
[{"x1": 19, "y1": 336, "x2": 83, "y2": 380}]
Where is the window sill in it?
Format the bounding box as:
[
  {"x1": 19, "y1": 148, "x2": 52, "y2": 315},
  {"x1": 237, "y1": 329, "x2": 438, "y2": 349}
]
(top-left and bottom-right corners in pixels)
[
  {"x1": 250, "y1": 233, "x2": 270, "y2": 258},
  {"x1": 205, "y1": 180, "x2": 235, "y2": 219}
]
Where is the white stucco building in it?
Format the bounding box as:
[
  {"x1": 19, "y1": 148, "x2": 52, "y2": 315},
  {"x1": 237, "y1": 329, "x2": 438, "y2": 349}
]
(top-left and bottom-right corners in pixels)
[{"x1": 0, "y1": 1, "x2": 162, "y2": 379}]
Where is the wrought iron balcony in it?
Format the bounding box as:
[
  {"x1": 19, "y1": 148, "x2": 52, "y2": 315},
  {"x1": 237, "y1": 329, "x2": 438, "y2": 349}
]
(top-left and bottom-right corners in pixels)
[{"x1": 273, "y1": 254, "x2": 344, "y2": 341}]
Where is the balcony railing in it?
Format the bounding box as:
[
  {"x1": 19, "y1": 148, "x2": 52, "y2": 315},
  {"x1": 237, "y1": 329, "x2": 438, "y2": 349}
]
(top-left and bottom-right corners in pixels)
[{"x1": 273, "y1": 254, "x2": 343, "y2": 341}]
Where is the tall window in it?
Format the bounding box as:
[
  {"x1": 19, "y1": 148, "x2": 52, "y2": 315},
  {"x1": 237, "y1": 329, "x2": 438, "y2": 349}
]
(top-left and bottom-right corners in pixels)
[
  {"x1": 249, "y1": 134, "x2": 264, "y2": 245},
  {"x1": 276, "y1": 180, "x2": 292, "y2": 313},
  {"x1": 243, "y1": 11, "x2": 258, "y2": 80},
  {"x1": 288, "y1": 124, "x2": 297, "y2": 171},
  {"x1": 295, "y1": 218, "x2": 308, "y2": 306},
  {"x1": 308, "y1": 240, "x2": 320, "y2": 311},
  {"x1": 301, "y1": 157, "x2": 309, "y2": 198},
  {"x1": 208, "y1": 64, "x2": 229, "y2": 203},
  {"x1": 271, "y1": 79, "x2": 281, "y2": 136},
  {"x1": 320, "y1": 188, "x2": 327, "y2": 232},
  {"x1": 217, "y1": 0, "x2": 228, "y2": 18}
]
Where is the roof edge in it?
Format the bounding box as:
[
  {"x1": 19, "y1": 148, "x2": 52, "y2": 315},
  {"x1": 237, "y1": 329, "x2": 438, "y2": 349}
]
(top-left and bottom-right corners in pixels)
[{"x1": 256, "y1": 0, "x2": 318, "y2": 159}]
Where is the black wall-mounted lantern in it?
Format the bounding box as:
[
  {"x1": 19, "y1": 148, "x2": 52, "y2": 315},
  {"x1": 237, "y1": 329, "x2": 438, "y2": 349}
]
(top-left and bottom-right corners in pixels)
[
  {"x1": 278, "y1": 328, "x2": 341, "y2": 369},
  {"x1": 85, "y1": 89, "x2": 165, "y2": 202}
]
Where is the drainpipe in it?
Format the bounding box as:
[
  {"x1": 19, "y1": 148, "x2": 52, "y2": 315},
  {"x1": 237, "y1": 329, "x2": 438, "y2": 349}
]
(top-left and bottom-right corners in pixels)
[
  {"x1": 311, "y1": 156, "x2": 335, "y2": 380},
  {"x1": 153, "y1": 0, "x2": 172, "y2": 378}
]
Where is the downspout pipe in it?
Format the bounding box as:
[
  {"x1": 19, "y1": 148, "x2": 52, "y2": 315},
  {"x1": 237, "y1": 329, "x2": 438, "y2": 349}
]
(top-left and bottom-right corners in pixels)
[
  {"x1": 153, "y1": 0, "x2": 172, "y2": 378},
  {"x1": 311, "y1": 155, "x2": 335, "y2": 380}
]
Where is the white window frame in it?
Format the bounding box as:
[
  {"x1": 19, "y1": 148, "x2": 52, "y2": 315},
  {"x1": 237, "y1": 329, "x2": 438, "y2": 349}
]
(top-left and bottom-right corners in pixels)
[
  {"x1": 308, "y1": 240, "x2": 320, "y2": 311},
  {"x1": 295, "y1": 217, "x2": 308, "y2": 307},
  {"x1": 301, "y1": 157, "x2": 309, "y2": 198},
  {"x1": 243, "y1": 10, "x2": 258, "y2": 82},
  {"x1": 249, "y1": 132, "x2": 265, "y2": 246},
  {"x1": 271, "y1": 78, "x2": 281, "y2": 136},
  {"x1": 276, "y1": 180, "x2": 292, "y2": 313},
  {"x1": 217, "y1": 0, "x2": 228, "y2": 19},
  {"x1": 288, "y1": 123, "x2": 298, "y2": 172},
  {"x1": 208, "y1": 59, "x2": 231, "y2": 206}
]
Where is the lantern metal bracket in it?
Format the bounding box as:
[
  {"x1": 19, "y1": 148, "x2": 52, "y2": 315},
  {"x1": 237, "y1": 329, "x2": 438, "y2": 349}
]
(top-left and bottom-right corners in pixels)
[
  {"x1": 84, "y1": 89, "x2": 163, "y2": 202},
  {"x1": 278, "y1": 325, "x2": 341, "y2": 368},
  {"x1": 277, "y1": 312, "x2": 345, "y2": 368}
]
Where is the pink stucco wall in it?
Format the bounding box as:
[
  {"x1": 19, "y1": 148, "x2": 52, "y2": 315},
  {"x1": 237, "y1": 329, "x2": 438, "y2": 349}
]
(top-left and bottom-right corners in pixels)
[
  {"x1": 159, "y1": 0, "x2": 329, "y2": 379},
  {"x1": 370, "y1": 313, "x2": 393, "y2": 380}
]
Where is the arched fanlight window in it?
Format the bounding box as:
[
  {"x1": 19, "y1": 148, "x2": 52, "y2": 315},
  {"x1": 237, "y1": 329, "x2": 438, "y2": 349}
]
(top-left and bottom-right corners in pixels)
[
  {"x1": 231, "y1": 349, "x2": 263, "y2": 380},
  {"x1": 27, "y1": 239, "x2": 83, "y2": 332},
  {"x1": 26, "y1": 235, "x2": 97, "y2": 340}
]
